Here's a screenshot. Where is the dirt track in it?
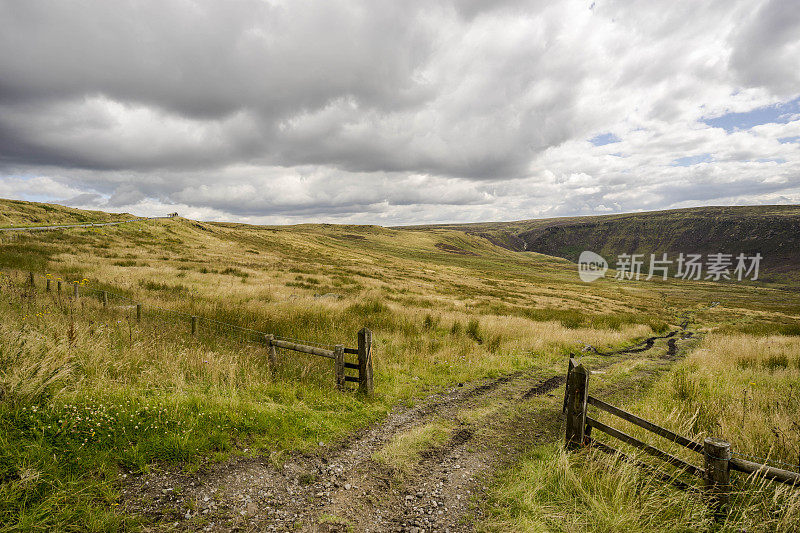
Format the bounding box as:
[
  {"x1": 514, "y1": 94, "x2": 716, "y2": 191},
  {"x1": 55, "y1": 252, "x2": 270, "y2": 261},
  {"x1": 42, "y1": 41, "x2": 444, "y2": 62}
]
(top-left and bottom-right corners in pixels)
[{"x1": 123, "y1": 331, "x2": 697, "y2": 532}]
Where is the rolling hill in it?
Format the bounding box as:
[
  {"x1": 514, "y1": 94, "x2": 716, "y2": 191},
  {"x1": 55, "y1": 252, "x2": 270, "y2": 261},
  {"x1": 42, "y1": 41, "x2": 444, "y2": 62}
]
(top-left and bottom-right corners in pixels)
[
  {"x1": 0, "y1": 198, "x2": 136, "y2": 228},
  {"x1": 398, "y1": 205, "x2": 800, "y2": 284}
]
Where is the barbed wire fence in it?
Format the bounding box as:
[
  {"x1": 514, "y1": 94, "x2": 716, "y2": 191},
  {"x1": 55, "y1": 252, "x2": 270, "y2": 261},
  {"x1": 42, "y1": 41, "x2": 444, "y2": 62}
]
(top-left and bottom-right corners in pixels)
[{"x1": 7, "y1": 270, "x2": 373, "y2": 394}]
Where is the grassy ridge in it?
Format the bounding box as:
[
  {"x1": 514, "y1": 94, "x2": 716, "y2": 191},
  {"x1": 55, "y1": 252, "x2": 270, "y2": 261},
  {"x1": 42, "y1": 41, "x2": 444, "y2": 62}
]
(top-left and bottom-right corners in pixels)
[
  {"x1": 0, "y1": 199, "x2": 135, "y2": 228},
  {"x1": 400, "y1": 205, "x2": 800, "y2": 285}
]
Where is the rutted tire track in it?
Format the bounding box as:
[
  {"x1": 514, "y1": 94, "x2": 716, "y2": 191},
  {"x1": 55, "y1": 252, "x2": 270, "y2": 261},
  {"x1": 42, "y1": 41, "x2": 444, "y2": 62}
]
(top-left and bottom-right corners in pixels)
[
  {"x1": 584, "y1": 330, "x2": 679, "y2": 356},
  {"x1": 369, "y1": 331, "x2": 695, "y2": 532},
  {"x1": 121, "y1": 367, "x2": 558, "y2": 532},
  {"x1": 122, "y1": 329, "x2": 697, "y2": 532},
  {"x1": 309, "y1": 369, "x2": 582, "y2": 533},
  {"x1": 520, "y1": 375, "x2": 566, "y2": 400}
]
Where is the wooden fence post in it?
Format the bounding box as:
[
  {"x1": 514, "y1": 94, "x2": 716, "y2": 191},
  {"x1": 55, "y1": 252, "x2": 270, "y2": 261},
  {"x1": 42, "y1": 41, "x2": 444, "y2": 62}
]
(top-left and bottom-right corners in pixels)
[
  {"x1": 265, "y1": 334, "x2": 277, "y2": 369},
  {"x1": 334, "y1": 344, "x2": 345, "y2": 390},
  {"x1": 28, "y1": 271, "x2": 34, "y2": 288},
  {"x1": 101, "y1": 291, "x2": 108, "y2": 306},
  {"x1": 562, "y1": 357, "x2": 576, "y2": 414},
  {"x1": 136, "y1": 304, "x2": 142, "y2": 322},
  {"x1": 73, "y1": 282, "x2": 79, "y2": 299},
  {"x1": 57, "y1": 280, "x2": 62, "y2": 294},
  {"x1": 191, "y1": 316, "x2": 198, "y2": 335},
  {"x1": 704, "y1": 437, "x2": 731, "y2": 510},
  {"x1": 565, "y1": 362, "x2": 590, "y2": 450},
  {"x1": 46, "y1": 279, "x2": 51, "y2": 292},
  {"x1": 357, "y1": 327, "x2": 374, "y2": 396}
]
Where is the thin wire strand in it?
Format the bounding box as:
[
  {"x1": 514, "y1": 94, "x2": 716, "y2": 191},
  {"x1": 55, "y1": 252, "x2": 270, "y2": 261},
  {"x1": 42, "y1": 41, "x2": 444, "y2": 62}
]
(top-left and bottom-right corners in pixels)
[{"x1": 50, "y1": 273, "x2": 341, "y2": 349}]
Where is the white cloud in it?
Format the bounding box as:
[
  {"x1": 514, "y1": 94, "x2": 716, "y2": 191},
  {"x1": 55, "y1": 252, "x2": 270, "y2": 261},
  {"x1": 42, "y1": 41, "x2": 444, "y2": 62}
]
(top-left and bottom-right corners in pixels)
[{"x1": 0, "y1": 0, "x2": 798, "y2": 225}]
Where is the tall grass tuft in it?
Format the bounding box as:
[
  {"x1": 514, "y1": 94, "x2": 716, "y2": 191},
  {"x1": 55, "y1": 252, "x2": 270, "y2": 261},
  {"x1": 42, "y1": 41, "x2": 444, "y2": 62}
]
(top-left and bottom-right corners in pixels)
[
  {"x1": 485, "y1": 443, "x2": 800, "y2": 532},
  {"x1": 0, "y1": 329, "x2": 73, "y2": 406}
]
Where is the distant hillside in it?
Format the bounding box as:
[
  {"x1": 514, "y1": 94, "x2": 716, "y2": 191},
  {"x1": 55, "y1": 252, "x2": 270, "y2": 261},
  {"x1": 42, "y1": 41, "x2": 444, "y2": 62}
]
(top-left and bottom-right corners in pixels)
[
  {"x1": 0, "y1": 198, "x2": 135, "y2": 228},
  {"x1": 3, "y1": 198, "x2": 798, "y2": 284},
  {"x1": 399, "y1": 206, "x2": 800, "y2": 285}
]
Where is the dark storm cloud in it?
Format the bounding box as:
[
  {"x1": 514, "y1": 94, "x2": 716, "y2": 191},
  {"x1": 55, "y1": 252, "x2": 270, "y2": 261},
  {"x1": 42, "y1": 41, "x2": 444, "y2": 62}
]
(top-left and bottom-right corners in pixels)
[
  {"x1": 729, "y1": 0, "x2": 800, "y2": 96},
  {"x1": 0, "y1": 0, "x2": 436, "y2": 173},
  {"x1": 0, "y1": 0, "x2": 597, "y2": 180},
  {"x1": 0, "y1": 1, "x2": 433, "y2": 115}
]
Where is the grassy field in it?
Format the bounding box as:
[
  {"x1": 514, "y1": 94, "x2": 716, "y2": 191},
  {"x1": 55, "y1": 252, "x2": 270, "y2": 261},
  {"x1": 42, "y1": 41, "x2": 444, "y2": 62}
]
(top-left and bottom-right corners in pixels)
[{"x1": 0, "y1": 199, "x2": 799, "y2": 530}]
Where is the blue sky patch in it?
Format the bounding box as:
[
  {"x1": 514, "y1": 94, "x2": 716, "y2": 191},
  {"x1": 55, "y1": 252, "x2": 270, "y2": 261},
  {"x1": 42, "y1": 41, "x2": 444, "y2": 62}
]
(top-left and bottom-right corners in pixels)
[
  {"x1": 671, "y1": 153, "x2": 713, "y2": 166},
  {"x1": 702, "y1": 96, "x2": 800, "y2": 133},
  {"x1": 589, "y1": 133, "x2": 621, "y2": 146},
  {"x1": 778, "y1": 135, "x2": 800, "y2": 144}
]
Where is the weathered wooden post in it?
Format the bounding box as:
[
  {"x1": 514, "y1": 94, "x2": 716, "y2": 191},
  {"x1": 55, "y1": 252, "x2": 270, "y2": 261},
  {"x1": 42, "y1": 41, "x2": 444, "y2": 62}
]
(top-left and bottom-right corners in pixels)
[
  {"x1": 334, "y1": 344, "x2": 345, "y2": 390},
  {"x1": 357, "y1": 327, "x2": 374, "y2": 395},
  {"x1": 565, "y1": 360, "x2": 589, "y2": 450},
  {"x1": 57, "y1": 280, "x2": 62, "y2": 294},
  {"x1": 136, "y1": 304, "x2": 142, "y2": 322},
  {"x1": 101, "y1": 291, "x2": 108, "y2": 306},
  {"x1": 562, "y1": 357, "x2": 575, "y2": 414},
  {"x1": 28, "y1": 271, "x2": 35, "y2": 288},
  {"x1": 73, "y1": 282, "x2": 79, "y2": 299},
  {"x1": 191, "y1": 316, "x2": 198, "y2": 335},
  {"x1": 46, "y1": 279, "x2": 51, "y2": 292},
  {"x1": 265, "y1": 334, "x2": 278, "y2": 369},
  {"x1": 704, "y1": 437, "x2": 732, "y2": 510}
]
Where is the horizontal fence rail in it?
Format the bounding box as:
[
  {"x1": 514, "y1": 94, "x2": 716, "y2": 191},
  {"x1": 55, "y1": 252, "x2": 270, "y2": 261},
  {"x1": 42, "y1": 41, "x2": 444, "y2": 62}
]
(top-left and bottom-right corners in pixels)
[
  {"x1": 563, "y1": 358, "x2": 798, "y2": 511},
  {"x1": 585, "y1": 415, "x2": 704, "y2": 477},
  {"x1": 269, "y1": 339, "x2": 336, "y2": 359},
  {"x1": 7, "y1": 270, "x2": 374, "y2": 395},
  {"x1": 586, "y1": 395, "x2": 704, "y2": 453},
  {"x1": 730, "y1": 456, "x2": 800, "y2": 486}
]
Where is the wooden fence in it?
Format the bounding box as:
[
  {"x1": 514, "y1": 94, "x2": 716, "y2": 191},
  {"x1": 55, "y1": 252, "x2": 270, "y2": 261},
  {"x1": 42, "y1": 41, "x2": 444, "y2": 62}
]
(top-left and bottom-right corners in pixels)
[
  {"x1": 266, "y1": 330, "x2": 373, "y2": 394},
  {"x1": 564, "y1": 359, "x2": 799, "y2": 506},
  {"x1": 18, "y1": 271, "x2": 373, "y2": 395}
]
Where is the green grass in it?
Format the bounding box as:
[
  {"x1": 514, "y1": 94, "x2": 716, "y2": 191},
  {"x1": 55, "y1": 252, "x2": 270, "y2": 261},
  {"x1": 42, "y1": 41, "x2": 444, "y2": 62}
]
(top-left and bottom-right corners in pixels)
[
  {"x1": 482, "y1": 443, "x2": 713, "y2": 532},
  {"x1": 0, "y1": 241, "x2": 53, "y2": 271},
  {"x1": 0, "y1": 393, "x2": 380, "y2": 530}
]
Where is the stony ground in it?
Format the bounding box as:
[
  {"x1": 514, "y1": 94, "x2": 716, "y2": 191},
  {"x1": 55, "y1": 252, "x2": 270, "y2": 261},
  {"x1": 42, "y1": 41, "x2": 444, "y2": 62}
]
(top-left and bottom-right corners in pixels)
[{"x1": 122, "y1": 331, "x2": 696, "y2": 532}]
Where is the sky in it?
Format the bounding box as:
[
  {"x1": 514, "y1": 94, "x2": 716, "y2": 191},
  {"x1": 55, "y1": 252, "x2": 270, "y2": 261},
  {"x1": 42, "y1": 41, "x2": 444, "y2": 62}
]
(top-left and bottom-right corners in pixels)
[{"x1": 1, "y1": 0, "x2": 799, "y2": 226}]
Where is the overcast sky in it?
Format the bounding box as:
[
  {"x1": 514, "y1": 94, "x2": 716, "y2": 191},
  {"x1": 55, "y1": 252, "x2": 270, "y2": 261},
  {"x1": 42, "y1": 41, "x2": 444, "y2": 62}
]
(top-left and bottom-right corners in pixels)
[{"x1": 1, "y1": 0, "x2": 799, "y2": 225}]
